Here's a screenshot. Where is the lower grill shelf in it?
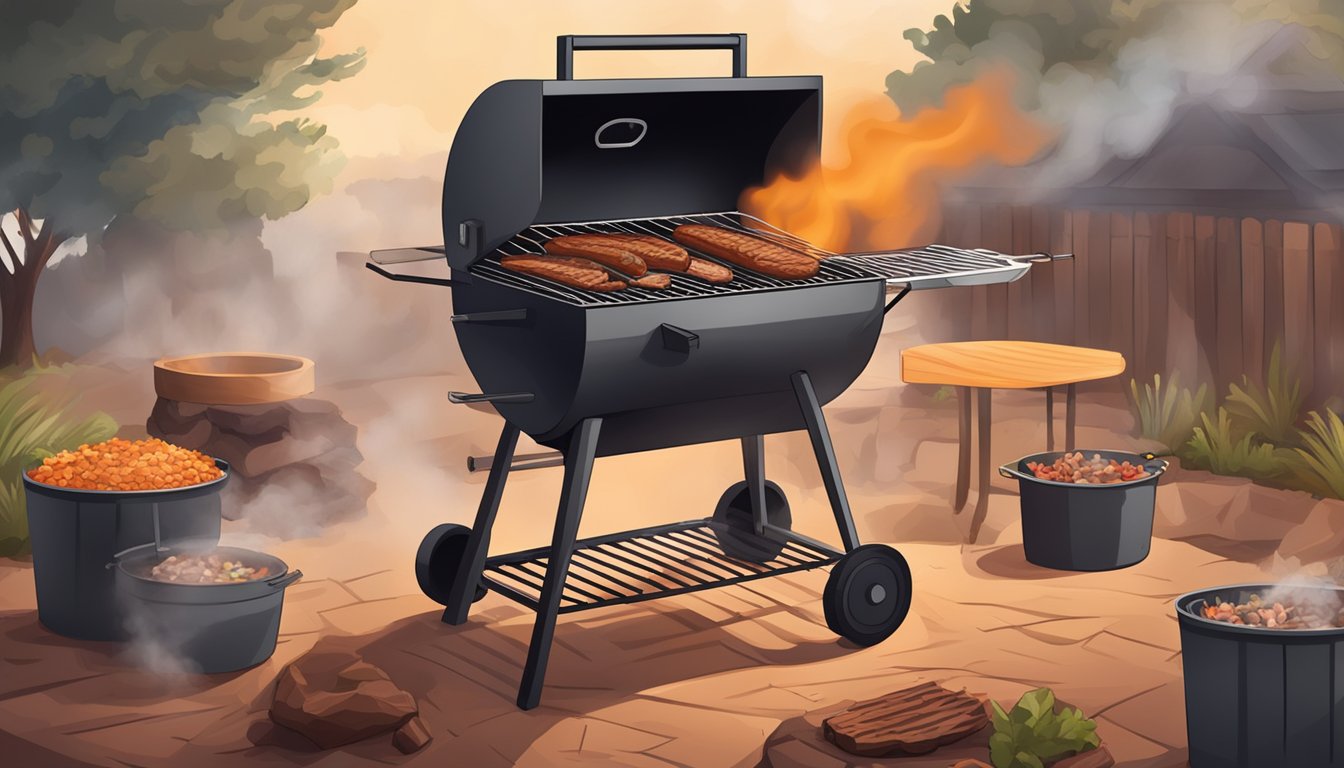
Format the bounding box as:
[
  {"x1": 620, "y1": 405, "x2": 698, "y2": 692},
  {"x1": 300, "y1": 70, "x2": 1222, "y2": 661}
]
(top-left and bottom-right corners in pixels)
[{"x1": 481, "y1": 519, "x2": 841, "y2": 614}]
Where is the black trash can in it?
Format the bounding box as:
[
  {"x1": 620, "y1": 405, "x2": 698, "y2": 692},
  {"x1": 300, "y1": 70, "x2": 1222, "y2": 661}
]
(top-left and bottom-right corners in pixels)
[
  {"x1": 115, "y1": 544, "x2": 302, "y2": 673},
  {"x1": 22, "y1": 460, "x2": 228, "y2": 641},
  {"x1": 1176, "y1": 584, "x2": 1344, "y2": 768},
  {"x1": 999, "y1": 450, "x2": 1167, "y2": 571}
]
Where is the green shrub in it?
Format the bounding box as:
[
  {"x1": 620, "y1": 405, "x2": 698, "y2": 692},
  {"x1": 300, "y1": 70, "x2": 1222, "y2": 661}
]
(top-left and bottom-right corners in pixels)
[
  {"x1": 989, "y1": 687, "x2": 1100, "y2": 768},
  {"x1": 1128, "y1": 372, "x2": 1210, "y2": 451},
  {"x1": 1179, "y1": 408, "x2": 1286, "y2": 481},
  {"x1": 1225, "y1": 345, "x2": 1305, "y2": 446},
  {"x1": 1292, "y1": 410, "x2": 1344, "y2": 500},
  {"x1": 0, "y1": 367, "x2": 117, "y2": 556}
]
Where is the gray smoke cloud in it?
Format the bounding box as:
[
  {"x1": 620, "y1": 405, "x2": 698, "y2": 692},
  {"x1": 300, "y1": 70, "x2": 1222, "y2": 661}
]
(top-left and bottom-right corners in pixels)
[{"x1": 889, "y1": 1, "x2": 1335, "y2": 196}]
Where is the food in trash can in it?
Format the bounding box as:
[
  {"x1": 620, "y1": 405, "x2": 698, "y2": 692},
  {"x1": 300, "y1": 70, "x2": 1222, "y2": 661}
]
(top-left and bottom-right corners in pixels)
[
  {"x1": 149, "y1": 552, "x2": 270, "y2": 584},
  {"x1": 26, "y1": 437, "x2": 223, "y2": 491},
  {"x1": 1199, "y1": 591, "x2": 1344, "y2": 629},
  {"x1": 1025, "y1": 452, "x2": 1150, "y2": 484}
]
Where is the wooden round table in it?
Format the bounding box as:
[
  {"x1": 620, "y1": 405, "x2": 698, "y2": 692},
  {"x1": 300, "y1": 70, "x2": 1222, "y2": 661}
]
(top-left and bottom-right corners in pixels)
[{"x1": 900, "y1": 341, "x2": 1127, "y2": 542}]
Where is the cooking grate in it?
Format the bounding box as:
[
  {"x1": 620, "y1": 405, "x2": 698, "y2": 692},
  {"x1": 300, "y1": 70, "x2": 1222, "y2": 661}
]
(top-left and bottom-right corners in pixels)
[
  {"x1": 469, "y1": 211, "x2": 1030, "y2": 306},
  {"x1": 480, "y1": 519, "x2": 840, "y2": 613}
]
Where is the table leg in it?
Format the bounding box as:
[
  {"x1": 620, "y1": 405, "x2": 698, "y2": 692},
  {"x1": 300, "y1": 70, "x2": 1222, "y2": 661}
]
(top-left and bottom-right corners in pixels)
[
  {"x1": 970, "y1": 388, "x2": 991, "y2": 543},
  {"x1": 1045, "y1": 387, "x2": 1055, "y2": 453},
  {"x1": 954, "y1": 386, "x2": 971, "y2": 513},
  {"x1": 1065, "y1": 383, "x2": 1077, "y2": 451}
]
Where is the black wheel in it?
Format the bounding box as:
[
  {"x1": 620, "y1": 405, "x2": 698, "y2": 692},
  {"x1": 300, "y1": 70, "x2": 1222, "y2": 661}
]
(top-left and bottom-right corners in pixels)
[
  {"x1": 711, "y1": 480, "x2": 792, "y2": 562},
  {"x1": 823, "y1": 544, "x2": 912, "y2": 646},
  {"x1": 415, "y1": 523, "x2": 486, "y2": 606}
]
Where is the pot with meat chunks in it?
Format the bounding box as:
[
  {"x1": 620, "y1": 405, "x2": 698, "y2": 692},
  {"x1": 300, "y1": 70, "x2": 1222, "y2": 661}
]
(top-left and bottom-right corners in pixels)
[
  {"x1": 113, "y1": 544, "x2": 302, "y2": 673},
  {"x1": 999, "y1": 450, "x2": 1168, "y2": 571},
  {"x1": 1176, "y1": 583, "x2": 1344, "y2": 767}
]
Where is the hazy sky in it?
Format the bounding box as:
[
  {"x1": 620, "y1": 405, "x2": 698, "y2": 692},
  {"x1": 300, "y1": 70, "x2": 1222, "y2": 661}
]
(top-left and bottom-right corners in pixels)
[{"x1": 304, "y1": 0, "x2": 953, "y2": 162}]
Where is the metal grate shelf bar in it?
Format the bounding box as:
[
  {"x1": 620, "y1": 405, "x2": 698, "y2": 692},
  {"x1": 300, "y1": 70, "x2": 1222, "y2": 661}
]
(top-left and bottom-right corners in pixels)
[
  {"x1": 470, "y1": 210, "x2": 1030, "y2": 306},
  {"x1": 481, "y1": 519, "x2": 841, "y2": 614}
]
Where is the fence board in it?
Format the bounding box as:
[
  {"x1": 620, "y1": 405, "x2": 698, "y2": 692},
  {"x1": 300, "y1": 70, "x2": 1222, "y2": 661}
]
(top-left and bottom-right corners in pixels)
[
  {"x1": 1283, "y1": 221, "x2": 1313, "y2": 396},
  {"x1": 1087, "y1": 210, "x2": 1112, "y2": 351},
  {"x1": 1264, "y1": 219, "x2": 1285, "y2": 358},
  {"x1": 966, "y1": 203, "x2": 989, "y2": 340},
  {"x1": 1110, "y1": 211, "x2": 1135, "y2": 366},
  {"x1": 1030, "y1": 206, "x2": 1053, "y2": 342},
  {"x1": 1167, "y1": 213, "x2": 1198, "y2": 383},
  {"x1": 1194, "y1": 215, "x2": 1218, "y2": 390},
  {"x1": 1215, "y1": 217, "x2": 1243, "y2": 397},
  {"x1": 1133, "y1": 212, "x2": 1155, "y2": 380},
  {"x1": 1008, "y1": 206, "x2": 1033, "y2": 340},
  {"x1": 1072, "y1": 210, "x2": 1092, "y2": 344},
  {"x1": 1146, "y1": 212, "x2": 1169, "y2": 383},
  {"x1": 1315, "y1": 222, "x2": 1344, "y2": 406},
  {"x1": 1240, "y1": 218, "x2": 1266, "y2": 387},
  {"x1": 1053, "y1": 208, "x2": 1075, "y2": 346},
  {"x1": 984, "y1": 205, "x2": 1013, "y2": 341}
]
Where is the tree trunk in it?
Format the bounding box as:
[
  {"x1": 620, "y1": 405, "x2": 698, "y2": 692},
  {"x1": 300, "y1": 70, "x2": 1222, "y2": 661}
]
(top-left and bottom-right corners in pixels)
[{"x1": 0, "y1": 208, "x2": 64, "y2": 369}]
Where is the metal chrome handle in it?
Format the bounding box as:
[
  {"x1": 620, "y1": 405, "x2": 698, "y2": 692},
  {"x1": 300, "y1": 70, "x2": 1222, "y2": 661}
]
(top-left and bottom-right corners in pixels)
[
  {"x1": 1011, "y1": 252, "x2": 1073, "y2": 264},
  {"x1": 447, "y1": 391, "x2": 535, "y2": 405},
  {"x1": 557, "y1": 34, "x2": 747, "y2": 80}
]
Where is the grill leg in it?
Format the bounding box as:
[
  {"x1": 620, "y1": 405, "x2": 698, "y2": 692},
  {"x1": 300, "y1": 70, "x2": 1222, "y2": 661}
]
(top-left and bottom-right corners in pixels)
[
  {"x1": 791, "y1": 371, "x2": 860, "y2": 552},
  {"x1": 742, "y1": 435, "x2": 767, "y2": 535},
  {"x1": 517, "y1": 417, "x2": 601, "y2": 710},
  {"x1": 443, "y1": 423, "x2": 519, "y2": 625}
]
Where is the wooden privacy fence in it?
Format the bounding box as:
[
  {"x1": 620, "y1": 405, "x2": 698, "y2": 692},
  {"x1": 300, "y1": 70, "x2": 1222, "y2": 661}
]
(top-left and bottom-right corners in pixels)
[{"x1": 932, "y1": 204, "x2": 1344, "y2": 403}]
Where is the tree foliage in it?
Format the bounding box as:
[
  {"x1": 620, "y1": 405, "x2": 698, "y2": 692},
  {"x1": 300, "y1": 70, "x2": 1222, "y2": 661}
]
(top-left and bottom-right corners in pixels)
[
  {"x1": 0, "y1": 0, "x2": 364, "y2": 366},
  {"x1": 0, "y1": 0, "x2": 364, "y2": 234}
]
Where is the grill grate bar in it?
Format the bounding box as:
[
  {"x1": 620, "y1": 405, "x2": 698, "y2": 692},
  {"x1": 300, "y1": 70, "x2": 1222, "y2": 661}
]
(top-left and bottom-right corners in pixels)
[
  {"x1": 469, "y1": 211, "x2": 1028, "y2": 306},
  {"x1": 480, "y1": 519, "x2": 842, "y2": 613}
]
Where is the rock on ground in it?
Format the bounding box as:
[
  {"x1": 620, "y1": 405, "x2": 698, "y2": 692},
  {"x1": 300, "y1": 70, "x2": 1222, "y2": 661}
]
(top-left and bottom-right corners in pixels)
[
  {"x1": 269, "y1": 638, "x2": 418, "y2": 750},
  {"x1": 148, "y1": 396, "x2": 374, "y2": 535}
]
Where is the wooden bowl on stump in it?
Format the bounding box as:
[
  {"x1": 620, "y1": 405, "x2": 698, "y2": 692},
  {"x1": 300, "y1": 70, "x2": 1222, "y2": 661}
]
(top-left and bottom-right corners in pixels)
[{"x1": 154, "y1": 353, "x2": 315, "y2": 405}]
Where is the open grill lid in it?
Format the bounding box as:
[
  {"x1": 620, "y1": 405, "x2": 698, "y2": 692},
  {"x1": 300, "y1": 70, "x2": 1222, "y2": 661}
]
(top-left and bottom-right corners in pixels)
[{"x1": 441, "y1": 34, "x2": 821, "y2": 272}]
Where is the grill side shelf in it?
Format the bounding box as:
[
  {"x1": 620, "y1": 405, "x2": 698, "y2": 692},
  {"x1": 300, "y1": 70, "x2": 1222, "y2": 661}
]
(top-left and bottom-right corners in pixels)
[{"x1": 480, "y1": 519, "x2": 841, "y2": 613}]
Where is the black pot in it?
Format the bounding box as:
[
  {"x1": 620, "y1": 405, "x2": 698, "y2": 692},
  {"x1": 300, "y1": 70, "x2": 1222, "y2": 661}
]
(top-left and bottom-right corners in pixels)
[
  {"x1": 1176, "y1": 583, "x2": 1344, "y2": 768},
  {"x1": 999, "y1": 450, "x2": 1167, "y2": 571},
  {"x1": 22, "y1": 459, "x2": 229, "y2": 640},
  {"x1": 114, "y1": 544, "x2": 301, "y2": 674}
]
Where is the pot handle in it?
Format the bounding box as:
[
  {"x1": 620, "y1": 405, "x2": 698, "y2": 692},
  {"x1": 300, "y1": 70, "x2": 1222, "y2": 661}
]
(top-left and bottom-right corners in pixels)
[
  {"x1": 1142, "y1": 452, "x2": 1171, "y2": 475},
  {"x1": 266, "y1": 570, "x2": 303, "y2": 590},
  {"x1": 998, "y1": 463, "x2": 1029, "y2": 481},
  {"x1": 106, "y1": 541, "x2": 161, "y2": 569}
]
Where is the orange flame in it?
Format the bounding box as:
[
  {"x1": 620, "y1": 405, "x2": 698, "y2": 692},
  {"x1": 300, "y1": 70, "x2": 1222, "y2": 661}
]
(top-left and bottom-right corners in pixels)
[{"x1": 741, "y1": 71, "x2": 1053, "y2": 252}]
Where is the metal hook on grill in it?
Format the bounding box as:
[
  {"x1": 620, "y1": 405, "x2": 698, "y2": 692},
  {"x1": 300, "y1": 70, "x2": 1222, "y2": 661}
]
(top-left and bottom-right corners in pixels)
[{"x1": 448, "y1": 392, "x2": 535, "y2": 405}]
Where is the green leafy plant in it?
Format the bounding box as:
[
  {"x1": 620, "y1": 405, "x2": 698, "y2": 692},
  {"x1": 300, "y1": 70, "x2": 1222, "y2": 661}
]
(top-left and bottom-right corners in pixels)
[
  {"x1": 1225, "y1": 345, "x2": 1305, "y2": 446},
  {"x1": 1128, "y1": 372, "x2": 1210, "y2": 451},
  {"x1": 989, "y1": 687, "x2": 1100, "y2": 768},
  {"x1": 1179, "y1": 408, "x2": 1285, "y2": 481},
  {"x1": 1292, "y1": 410, "x2": 1344, "y2": 500},
  {"x1": 0, "y1": 366, "x2": 117, "y2": 555}
]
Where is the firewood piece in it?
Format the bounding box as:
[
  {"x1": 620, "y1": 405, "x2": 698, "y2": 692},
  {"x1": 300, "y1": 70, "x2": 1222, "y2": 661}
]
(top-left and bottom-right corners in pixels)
[{"x1": 821, "y1": 681, "x2": 989, "y2": 757}]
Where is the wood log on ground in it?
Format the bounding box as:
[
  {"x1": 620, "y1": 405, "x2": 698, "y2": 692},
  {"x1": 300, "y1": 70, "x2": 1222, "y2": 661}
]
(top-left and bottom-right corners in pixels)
[{"x1": 822, "y1": 681, "x2": 988, "y2": 757}]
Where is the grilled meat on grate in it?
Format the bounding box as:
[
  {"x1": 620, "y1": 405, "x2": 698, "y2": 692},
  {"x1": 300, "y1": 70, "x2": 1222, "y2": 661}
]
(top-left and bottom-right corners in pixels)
[{"x1": 674, "y1": 223, "x2": 821, "y2": 279}]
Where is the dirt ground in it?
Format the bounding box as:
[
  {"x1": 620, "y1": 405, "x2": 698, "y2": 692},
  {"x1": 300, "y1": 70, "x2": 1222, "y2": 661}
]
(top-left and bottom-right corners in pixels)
[{"x1": 0, "y1": 354, "x2": 1303, "y2": 767}]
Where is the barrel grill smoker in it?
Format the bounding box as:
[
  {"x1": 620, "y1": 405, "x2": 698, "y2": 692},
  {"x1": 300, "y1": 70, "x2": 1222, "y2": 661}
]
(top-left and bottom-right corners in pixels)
[{"x1": 369, "y1": 34, "x2": 1062, "y2": 710}]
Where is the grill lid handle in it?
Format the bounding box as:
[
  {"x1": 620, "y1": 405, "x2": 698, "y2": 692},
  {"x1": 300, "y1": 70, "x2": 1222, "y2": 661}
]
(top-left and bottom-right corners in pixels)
[{"x1": 557, "y1": 34, "x2": 747, "y2": 80}]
